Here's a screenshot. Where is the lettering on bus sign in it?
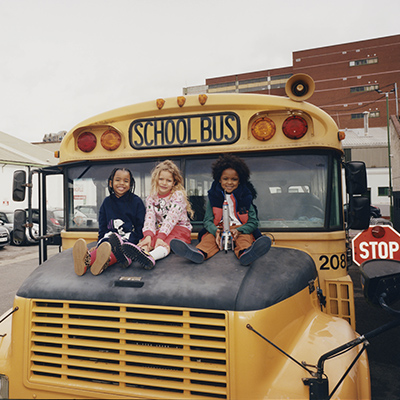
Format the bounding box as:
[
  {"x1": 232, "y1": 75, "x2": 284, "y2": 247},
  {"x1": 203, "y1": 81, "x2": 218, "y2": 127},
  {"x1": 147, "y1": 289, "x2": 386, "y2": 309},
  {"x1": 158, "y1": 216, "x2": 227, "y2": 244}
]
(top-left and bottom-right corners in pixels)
[{"x1": 129, "y1": 112, "x2": 240, "y2": 149}]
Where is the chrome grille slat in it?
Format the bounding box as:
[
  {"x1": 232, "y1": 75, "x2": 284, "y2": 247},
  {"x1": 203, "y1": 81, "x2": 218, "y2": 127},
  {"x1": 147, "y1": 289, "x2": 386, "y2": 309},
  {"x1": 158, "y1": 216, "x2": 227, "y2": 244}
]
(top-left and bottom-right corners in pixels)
[{"x1": 28, "y1": 300, "x2": 229, "y2": 399}]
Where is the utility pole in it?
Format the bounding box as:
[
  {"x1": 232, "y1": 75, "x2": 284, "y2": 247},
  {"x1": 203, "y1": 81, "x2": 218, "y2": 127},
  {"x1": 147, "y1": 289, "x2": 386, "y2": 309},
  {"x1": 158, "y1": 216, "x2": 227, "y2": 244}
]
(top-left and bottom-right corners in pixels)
[{"x1": 376, "y1": 86, "x2": 395, "y2": 220}]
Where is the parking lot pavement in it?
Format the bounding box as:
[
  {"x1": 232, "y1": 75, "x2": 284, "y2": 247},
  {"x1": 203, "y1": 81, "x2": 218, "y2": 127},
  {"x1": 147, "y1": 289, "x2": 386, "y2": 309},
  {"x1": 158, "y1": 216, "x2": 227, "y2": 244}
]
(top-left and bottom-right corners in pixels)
[{"x1": 0, "y1": 244, "x2": 60, "y2": 315}]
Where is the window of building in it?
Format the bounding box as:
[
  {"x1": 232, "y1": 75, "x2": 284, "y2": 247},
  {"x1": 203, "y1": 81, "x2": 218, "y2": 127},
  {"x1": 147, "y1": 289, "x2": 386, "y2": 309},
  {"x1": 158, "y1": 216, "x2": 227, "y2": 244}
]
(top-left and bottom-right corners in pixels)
[
  {"x1": 350, "y1": 84, "x2": 379, "y2": 93},
  {"x1": 270, "y1": 74, "x2": 292, "y2": 81},
  {"x1": 351, "y1": 111, "x2": 380, "y2": 119},
  {"x1": 349, "y1": 57, "x2": 378, "y2": 67},
  {"x1": 208, "y1": 82, "x2": 236, "y2": 90},
  {"x1": 378, "y1": 187, "x2": 389, "y2": 196},
  {"x1": 239, "y1": 77, "x2": 268, "y2": 85}
]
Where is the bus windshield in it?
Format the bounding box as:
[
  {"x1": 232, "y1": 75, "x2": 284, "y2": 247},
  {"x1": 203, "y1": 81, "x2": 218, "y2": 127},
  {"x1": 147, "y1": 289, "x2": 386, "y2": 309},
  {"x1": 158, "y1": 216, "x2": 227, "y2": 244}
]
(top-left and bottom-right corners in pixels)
[{"x1": 66, "y1": 151, "x2": 342, "y2": 233}]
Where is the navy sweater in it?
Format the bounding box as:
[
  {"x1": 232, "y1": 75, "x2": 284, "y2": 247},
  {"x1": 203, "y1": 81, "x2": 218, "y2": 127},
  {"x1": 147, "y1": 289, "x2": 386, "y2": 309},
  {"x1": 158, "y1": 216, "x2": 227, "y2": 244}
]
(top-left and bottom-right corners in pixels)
[{"x1": 98, "y1": 192, "x2": 145, "y2": 244}]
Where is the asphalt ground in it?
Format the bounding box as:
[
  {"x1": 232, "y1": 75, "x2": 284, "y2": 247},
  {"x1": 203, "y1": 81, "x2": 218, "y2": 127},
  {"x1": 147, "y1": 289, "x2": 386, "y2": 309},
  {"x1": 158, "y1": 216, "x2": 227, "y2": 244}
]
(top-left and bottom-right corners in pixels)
[{"x1": 0, "y1": 243, "x2": 399, "y2": 399}]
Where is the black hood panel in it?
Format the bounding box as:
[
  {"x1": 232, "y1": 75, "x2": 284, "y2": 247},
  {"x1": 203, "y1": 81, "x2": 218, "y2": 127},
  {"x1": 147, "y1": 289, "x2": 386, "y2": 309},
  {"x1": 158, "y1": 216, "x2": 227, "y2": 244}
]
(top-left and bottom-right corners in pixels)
[{"x1": 17, "y1": 245, "x2": 317, "y2": 312}]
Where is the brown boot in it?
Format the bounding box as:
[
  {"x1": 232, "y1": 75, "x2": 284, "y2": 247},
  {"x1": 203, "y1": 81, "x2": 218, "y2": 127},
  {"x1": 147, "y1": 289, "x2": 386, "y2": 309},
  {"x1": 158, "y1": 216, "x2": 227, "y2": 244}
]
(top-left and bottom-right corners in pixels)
[
  {"x1": 90, "y1": 242, "x2": 112, "y2": 275},
  {"x1": 73, "y1": 238, "x2": 91, "y2": 276}
]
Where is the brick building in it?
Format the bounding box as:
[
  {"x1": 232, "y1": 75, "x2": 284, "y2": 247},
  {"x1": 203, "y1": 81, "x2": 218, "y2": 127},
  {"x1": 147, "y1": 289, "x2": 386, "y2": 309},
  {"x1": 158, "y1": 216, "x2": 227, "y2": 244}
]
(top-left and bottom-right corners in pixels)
[{"x1": 185, "y1": 34, "x2": 400, "y2": 132}]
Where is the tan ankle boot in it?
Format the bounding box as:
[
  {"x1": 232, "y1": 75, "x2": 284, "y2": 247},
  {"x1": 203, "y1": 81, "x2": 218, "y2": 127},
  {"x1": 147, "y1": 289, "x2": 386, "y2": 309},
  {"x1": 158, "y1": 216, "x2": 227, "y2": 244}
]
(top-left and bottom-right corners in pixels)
[
  {"x1": 90, "y1": 242, "x2": 112, "y2": 275},
  {"x1": 73, "y1": 238, "x2": 90, "y2": 276}
]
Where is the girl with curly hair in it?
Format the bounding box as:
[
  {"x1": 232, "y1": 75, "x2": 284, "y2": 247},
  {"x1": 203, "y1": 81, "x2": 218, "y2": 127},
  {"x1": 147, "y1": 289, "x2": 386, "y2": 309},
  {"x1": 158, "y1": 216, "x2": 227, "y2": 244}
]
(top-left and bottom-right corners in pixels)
[
  {"x1": 122, "y1": 160, "x2": 193, "y2": 269},
  {"x1": 171, "y1": 154, "x2": 270, "y2": 266}
]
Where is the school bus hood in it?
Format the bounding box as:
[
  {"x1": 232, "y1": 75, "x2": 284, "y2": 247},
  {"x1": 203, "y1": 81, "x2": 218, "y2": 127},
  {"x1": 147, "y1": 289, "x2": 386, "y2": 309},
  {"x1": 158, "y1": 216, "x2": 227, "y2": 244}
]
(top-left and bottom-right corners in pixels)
[{"x1": 17, "y1": 246, "x2": 317, "y2": 312}]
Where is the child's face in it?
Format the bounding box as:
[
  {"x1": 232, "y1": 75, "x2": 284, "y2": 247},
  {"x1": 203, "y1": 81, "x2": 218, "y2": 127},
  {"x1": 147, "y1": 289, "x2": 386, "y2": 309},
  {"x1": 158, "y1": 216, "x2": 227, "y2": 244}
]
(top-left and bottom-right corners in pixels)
[
  {"x1": 112, "y1": 170, "x2": 131, "y2": 198},
  {"x1": 219, "y1": 168, "x2": 240, "y2": 194},
  {"x1": 158, "y1": 170, "x2": 174, "y2": 196}
]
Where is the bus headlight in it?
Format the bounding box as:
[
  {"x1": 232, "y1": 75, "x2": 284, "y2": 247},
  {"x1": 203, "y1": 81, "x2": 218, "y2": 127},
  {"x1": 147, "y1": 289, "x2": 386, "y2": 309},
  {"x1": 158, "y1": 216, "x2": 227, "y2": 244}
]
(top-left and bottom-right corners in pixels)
[
  {"x1": 251, "y1": 117, "x2": 276, "y2": 141},
  {"x1": 0, "y1": 374, "x2": 9, "y2": 399}
]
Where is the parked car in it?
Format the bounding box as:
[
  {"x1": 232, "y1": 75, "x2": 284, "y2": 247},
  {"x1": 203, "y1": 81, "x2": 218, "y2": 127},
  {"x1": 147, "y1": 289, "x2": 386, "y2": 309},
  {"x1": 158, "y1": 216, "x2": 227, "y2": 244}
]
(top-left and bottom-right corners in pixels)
[
  {"x1": 0, "y1": 222, "x2": 10, "y2": 248},
  {"x1": 369, "y1": 205, "x2": 393, "y2": 226},
  {"x1": 74, "y1": 205, "x2": 98, "y2": 220},
  {"x1": 52, "y1": 208, "x2": 65, "y2": 227},
  {"x1": 0, "y1": 209, "x2": 62, "y2": 246},
  {"x1": 27, "y1": 208, "x2": 63, "y2": 245},
  {"x1": 370, "y1": 205, "x2": 382, "y2": 218},
  {"x1": 0, "y1": 210, "x2": 38, "y2": 246}
]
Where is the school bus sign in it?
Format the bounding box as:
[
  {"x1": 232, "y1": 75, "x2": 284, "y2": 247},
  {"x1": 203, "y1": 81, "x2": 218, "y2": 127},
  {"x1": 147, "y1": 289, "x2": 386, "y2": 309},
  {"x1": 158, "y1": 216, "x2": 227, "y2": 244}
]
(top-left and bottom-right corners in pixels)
[
  {"x1": 129, "y1": 112, "x2": 240, "y2": 149},
  {"x1": 352, "y1": 225, "x2": 400, "y2": 266}
]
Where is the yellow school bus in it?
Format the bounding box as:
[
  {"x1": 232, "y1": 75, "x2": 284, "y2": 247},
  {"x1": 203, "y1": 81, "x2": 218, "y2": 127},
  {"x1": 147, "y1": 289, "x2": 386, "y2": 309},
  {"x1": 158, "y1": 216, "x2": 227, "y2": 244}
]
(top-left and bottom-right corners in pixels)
[{"x1": 1, "y1": 74, "x2": 374, "y2": 399}]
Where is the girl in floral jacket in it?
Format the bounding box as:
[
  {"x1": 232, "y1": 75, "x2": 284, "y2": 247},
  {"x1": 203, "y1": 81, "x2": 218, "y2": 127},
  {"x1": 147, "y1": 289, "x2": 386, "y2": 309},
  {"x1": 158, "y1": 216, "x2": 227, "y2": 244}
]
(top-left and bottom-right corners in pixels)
[{"x1": 122, "y1": 160, "x2": 193, "y2": 270}]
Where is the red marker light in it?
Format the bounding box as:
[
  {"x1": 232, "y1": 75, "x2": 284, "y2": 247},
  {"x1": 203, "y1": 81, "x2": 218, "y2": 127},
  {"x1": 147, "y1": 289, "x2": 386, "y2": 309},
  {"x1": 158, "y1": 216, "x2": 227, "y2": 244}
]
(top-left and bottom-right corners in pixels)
[
  {"x1": 77, "y1": 131, "x2": 97, "y2": 152},
  {"x1": 282, "y1": 115, "x2": 308, "y2": 139},
  {"x1": 371, "y1": 226, "x2": 385, "y2": 238}
]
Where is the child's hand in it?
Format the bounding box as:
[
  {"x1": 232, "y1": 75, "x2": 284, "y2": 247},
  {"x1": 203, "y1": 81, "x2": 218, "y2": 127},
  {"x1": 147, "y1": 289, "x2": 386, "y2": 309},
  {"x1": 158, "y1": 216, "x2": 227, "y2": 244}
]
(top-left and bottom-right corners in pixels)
[
  {"x1": 139, "y1": 236, "x2": 152, "y2": 251},
  {"x1": 230, "y1": 228, "x2": 240, "y2": 241},
  {"x1": 215, "y1": 228, "x2": 222, "y2": 250}
]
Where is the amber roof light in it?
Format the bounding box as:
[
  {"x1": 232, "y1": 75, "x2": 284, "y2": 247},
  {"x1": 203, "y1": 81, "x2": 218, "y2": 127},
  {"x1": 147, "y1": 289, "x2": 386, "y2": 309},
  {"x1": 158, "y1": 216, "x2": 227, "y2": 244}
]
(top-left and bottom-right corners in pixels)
[
  {"x1": 251, "y1": 117, "x2": 276, "y2": 141},
  {"x1": 101, "y1": 129, "x2": 121, "y2": 151}
]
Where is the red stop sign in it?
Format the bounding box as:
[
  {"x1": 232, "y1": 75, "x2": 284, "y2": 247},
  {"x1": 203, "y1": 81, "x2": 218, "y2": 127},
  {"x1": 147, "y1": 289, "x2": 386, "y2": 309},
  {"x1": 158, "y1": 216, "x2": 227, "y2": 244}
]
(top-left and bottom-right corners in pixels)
[{"x1": 352, "y1": 225, "x2": 400, "y2": 266}]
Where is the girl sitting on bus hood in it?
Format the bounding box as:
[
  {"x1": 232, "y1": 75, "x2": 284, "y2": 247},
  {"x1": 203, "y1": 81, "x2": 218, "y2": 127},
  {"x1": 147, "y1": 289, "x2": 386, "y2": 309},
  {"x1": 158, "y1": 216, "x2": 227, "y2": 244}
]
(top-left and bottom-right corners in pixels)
[
  {"x1": 120, "y1": 160, "x2": 194, "y2": 270},
  {"x1": 73, "y1": 167, "x2": 145, "y2": 276},
  {"x1": 170, "y1": 153, "x2": 271, "y2": 265}
]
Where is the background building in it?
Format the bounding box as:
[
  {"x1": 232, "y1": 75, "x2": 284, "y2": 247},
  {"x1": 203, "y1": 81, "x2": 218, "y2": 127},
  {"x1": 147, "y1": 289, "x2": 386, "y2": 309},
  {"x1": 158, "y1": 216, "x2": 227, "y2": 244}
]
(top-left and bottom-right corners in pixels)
[{"x1": 184, "y1": 34, "x2": 400, "y2": 220}]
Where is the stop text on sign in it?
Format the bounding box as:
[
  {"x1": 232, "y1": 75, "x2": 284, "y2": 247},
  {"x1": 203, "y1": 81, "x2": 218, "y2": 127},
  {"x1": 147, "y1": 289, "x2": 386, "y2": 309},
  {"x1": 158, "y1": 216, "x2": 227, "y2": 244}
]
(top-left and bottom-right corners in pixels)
[{"x1": 358, "y1": 240, "x2": 400, "y2": 260}]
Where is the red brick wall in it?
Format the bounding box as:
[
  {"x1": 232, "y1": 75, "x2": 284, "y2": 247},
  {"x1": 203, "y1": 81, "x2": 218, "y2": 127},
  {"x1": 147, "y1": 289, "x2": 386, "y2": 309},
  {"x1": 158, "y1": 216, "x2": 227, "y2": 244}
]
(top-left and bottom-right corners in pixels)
[{"x1": 204, "y1": 35, "x2": 400, "y2": 130}]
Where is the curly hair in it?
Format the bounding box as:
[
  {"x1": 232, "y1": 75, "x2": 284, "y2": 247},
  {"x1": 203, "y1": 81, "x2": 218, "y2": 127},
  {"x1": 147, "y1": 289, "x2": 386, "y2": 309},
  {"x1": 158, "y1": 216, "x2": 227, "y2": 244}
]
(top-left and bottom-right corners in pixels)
[
  {"x1": 211, "y1": 154, "x2": 257, "y2": 199},
  {"x1": 150, "y1": 160, "x2": 194, "y2": 218}
]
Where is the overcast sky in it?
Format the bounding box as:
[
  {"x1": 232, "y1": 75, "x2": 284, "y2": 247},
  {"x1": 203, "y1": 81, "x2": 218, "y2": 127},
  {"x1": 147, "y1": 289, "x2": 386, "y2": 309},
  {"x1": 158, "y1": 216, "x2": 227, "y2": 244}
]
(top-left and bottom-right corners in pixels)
[{"x1": 0, "y1": 0, "x2": 399, "y2": 143}]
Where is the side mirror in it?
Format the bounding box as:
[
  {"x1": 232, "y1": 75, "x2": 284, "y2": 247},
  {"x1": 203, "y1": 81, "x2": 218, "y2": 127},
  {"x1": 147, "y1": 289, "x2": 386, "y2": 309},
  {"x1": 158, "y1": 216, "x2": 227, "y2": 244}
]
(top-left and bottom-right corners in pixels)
[
  {"x1": 347, "y1": 196, "x2": 370, "y2": 230},
  {"x1": 13, "y1": 170, "x2": 27, "y2": 202},
  {"x1": 344, "y1": 161, "x2": 370, "y2": 230},
  {"x1": 345, "y1": 161, "x2": 367, "y2": 195},
  {"x1": 13, "y1": 209, "x2": 27, "y2": 243},
  {"x1": 361, "y1": 259, "x2": 400, "y2": 306}
]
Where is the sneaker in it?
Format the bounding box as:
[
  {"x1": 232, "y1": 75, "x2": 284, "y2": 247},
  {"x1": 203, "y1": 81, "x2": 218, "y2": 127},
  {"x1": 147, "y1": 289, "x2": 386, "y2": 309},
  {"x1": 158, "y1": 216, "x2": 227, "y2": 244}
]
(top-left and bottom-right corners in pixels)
[
  {"x1": 73, "y1": 238, "x2": 90, "y2": 276},
  {"x1": 122, "y1": 242, "x2": 156, "y2": 270},
  {"x1": 239, "y1": 236, "x2": 271, "y2": 266},
  {"x1": 91, "y1": 242, "x2": 112, "y2": 275},
  {"x1": 108, "y1": 233, "x2": 131, "y2": 268},
  {"x1": 170, "y1": 239, "x2": 205, "y2": 264}
]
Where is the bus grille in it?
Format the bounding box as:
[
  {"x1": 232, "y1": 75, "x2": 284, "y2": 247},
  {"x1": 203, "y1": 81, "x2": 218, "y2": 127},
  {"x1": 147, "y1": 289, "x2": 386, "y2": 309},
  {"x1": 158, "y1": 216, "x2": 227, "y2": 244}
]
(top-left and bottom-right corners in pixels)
[{"x1": 28, "y1": 300, "x2": 229, "y2": 399}]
